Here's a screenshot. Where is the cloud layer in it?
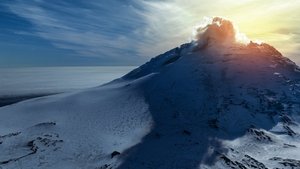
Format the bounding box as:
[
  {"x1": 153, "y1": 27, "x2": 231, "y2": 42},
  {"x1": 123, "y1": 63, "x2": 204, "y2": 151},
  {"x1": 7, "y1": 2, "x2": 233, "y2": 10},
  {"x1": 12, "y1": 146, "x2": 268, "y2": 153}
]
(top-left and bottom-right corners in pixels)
[
  {"x1": 3, "y1": 0, "x2": 300, "y2": 65},
  {"x1": 6, "y1": 1, "x2": 144, "y2": 63},
  {"x1": 5, "y1": 0, "x2": 194, "y2": 64}
]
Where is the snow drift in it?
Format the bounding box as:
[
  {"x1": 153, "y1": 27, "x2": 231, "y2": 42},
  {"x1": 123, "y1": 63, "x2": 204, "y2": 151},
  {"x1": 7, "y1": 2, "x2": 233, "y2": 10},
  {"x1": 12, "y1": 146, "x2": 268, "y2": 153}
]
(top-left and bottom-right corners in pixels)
[{"x1": 0, "y1": 17, "x2": 300, "y2": 169}]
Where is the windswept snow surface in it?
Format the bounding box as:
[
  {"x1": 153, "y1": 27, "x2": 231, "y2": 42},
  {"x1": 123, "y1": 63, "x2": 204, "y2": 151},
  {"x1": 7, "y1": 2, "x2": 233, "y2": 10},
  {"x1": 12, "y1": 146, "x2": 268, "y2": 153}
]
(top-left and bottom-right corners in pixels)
[{"x1": 0, "y1": 18, "x2": 300, "y2": 169}]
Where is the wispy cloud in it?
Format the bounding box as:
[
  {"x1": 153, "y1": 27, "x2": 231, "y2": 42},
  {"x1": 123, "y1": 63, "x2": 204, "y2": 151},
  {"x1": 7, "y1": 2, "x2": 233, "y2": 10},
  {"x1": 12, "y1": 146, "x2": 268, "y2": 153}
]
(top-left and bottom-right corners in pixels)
[
  {"x1": 5, "y1": 0, "x2": 155, "y2": 63},
  {"x1": 5, "y1": 0, "x2": 300, "y2": 65}
]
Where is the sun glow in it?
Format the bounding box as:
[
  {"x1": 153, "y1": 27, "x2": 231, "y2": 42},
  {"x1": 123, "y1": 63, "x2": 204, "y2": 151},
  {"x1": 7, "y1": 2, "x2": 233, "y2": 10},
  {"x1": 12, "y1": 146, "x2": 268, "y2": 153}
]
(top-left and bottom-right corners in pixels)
[
  {"x1": 143, "y1": 0, "x2": 300, "y2": 64},
  {"x1": 193, "y1": 17, "x2": 251, "y2": 46}
]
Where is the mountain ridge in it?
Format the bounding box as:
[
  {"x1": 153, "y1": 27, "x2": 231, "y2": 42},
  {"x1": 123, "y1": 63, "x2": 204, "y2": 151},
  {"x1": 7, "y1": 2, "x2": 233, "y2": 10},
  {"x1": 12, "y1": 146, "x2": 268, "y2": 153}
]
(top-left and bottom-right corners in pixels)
[{"x1": 0, "y1": 17, "x2": 300, "y2": 169}]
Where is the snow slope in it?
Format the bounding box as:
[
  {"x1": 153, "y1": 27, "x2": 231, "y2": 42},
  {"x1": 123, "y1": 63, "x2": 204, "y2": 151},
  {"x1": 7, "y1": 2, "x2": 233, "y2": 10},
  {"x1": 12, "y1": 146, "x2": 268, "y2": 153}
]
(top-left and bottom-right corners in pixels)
[{"x1": 0, "y1": 17, "x2": 300, "y2": 169}]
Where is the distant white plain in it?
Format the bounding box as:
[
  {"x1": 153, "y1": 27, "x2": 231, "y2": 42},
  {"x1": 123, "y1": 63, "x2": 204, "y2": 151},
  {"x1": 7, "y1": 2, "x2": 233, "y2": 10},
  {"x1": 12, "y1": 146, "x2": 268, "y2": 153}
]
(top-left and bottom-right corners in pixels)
[{"x1": 0, "y1": 66, "x2": 135, "y2": 96}]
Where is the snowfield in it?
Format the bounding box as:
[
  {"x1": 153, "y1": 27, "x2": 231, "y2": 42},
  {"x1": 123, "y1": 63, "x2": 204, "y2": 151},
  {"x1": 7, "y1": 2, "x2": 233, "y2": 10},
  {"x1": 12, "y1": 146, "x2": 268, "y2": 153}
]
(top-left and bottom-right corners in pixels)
[{"x1": 0, "y1": 17, "x2": 300, "y2": 169}]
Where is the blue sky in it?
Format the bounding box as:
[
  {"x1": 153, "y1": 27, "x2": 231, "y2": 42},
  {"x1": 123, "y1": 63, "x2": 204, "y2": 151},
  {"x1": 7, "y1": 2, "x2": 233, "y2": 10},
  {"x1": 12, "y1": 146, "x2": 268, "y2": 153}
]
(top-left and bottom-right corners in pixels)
[
  {"x1": 0, "y1": 0, "x2": 159, "y2": 67},
  {"x1": 0, "y1": 0, "x2": 299, "y2": 67}
]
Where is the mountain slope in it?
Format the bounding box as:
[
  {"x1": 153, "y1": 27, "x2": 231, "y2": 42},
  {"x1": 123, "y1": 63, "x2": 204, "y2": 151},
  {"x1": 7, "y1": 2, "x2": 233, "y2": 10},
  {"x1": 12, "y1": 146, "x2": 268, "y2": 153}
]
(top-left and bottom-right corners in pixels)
[{"x1": 0, "y1": 17, "x2": 300, "y2": 169}]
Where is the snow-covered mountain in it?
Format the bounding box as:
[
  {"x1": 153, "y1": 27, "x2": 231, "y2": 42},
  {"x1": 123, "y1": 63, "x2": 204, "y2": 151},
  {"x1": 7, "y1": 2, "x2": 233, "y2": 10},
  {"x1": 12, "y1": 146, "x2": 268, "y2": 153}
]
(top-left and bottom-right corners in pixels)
[{"x1": 0, "y1": 17, "x2": 300, "y2": 169}]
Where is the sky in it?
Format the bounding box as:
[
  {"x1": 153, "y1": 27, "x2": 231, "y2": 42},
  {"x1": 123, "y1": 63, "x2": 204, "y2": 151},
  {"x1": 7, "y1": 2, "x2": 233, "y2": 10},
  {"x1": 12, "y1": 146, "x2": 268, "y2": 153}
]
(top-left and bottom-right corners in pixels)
[{"x1": 0, "y1": 0, "x2": 300, "y2": 67}]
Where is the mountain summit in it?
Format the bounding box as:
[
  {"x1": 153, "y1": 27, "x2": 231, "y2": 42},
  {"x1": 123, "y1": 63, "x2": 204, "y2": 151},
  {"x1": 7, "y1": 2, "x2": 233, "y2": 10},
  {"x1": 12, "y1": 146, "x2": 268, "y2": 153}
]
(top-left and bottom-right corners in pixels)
[
  {"x1": 0, "y1": 17, "x2": 300, "y2": 169},
  {"x1": 194, "y1": 17, "x2": 249, "y2": 46}
]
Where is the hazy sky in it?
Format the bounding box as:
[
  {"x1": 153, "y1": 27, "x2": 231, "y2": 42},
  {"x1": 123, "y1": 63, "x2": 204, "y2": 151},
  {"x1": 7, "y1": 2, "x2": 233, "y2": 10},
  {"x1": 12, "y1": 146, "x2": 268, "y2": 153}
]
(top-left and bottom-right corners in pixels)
[{"x1": 0, "y1": 0, "x2": 299, "y2": 67}]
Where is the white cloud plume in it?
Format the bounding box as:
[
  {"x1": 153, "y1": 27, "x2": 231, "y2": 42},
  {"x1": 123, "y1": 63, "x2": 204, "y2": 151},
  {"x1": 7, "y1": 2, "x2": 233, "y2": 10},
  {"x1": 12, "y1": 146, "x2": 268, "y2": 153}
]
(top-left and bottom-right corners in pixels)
[{"x1": 193, "y1": 17, "x2": 250, "y2": 47}]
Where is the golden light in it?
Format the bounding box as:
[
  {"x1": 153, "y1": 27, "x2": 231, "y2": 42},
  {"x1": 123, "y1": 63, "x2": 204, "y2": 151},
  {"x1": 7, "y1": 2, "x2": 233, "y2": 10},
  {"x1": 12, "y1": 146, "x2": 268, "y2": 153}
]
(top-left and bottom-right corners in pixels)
[{"x1": 142, "y1": 0, "x2": 300, "y2": 64}]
